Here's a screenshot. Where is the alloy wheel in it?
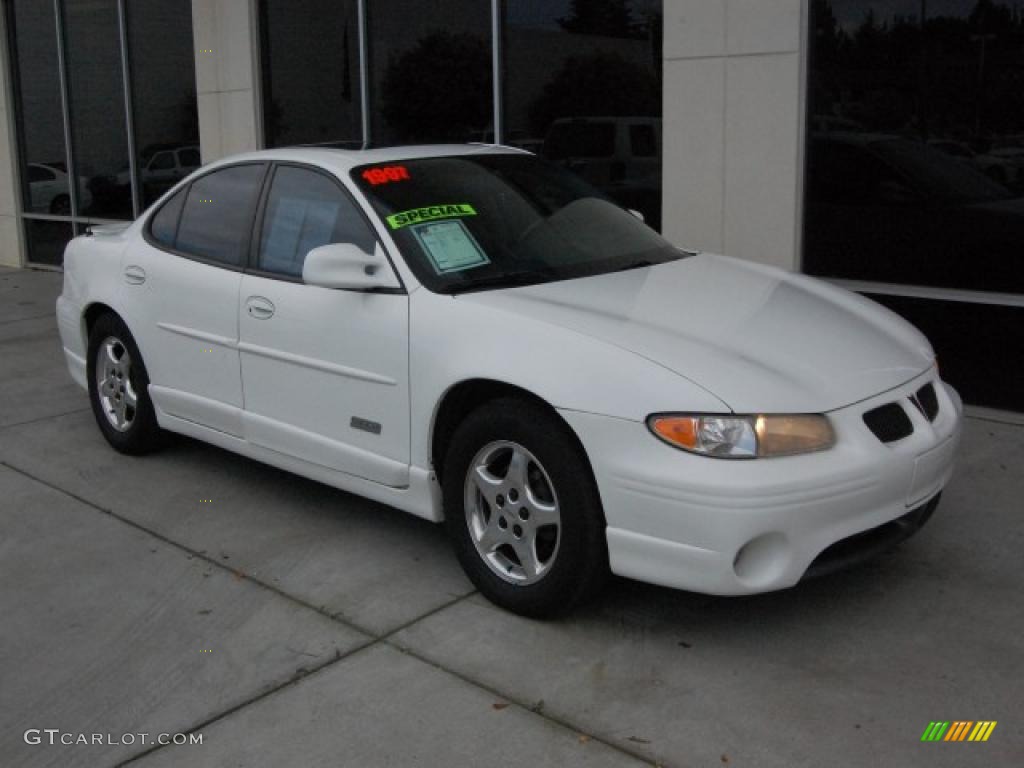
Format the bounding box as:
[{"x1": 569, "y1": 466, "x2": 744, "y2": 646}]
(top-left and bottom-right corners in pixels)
[
  {"x1": 464, "y1": 440, "x2": 561, "y2": 585},
  {"x1": 94, "y1": 336, "x2": 137, "y2": 432}
]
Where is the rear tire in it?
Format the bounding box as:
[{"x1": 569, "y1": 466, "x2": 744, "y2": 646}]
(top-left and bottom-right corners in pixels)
[
  {"x1": 443, "y1": 397, "x2": 608, "y2": 618},
  {"x1": 87, "y1": 313, "x2": 165, "y2": 454}
]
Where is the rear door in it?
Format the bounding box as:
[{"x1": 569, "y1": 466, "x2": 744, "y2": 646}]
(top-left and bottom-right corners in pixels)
[
  {"x1": 120, "y1": 163, "x2": 267, "y2": 435},
  {"x1": 237, "y1": 163, "x2": 410, "y2": 486}
]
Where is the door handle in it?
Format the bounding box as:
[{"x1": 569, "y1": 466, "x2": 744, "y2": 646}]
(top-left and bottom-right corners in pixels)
[
  {"x1": 123, "y1": 265, "x2": 146, "y2": 285},
  {"x1": 245, "y1": 296, "x2": 275, "y2": 320}
]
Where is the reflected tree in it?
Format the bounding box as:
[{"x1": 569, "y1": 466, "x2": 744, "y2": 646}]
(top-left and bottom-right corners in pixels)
[
  {"x1": 380, "y1": 31, "x2": 490, "y2": 143},
  {"x1": 527, "y1": 52, "x2": 659, "y2": 135}
]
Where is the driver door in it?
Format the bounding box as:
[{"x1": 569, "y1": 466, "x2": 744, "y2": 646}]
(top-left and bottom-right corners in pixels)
[{"x1": 238, "y1": 164, "x2": 410, "y2": 487}]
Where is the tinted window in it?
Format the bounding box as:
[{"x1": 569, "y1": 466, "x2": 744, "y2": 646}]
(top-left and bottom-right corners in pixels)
[
  {"x1": 258, "y1": 166, "x2": 376, "y2": 277},
  {"x1": 260, "y1": 0, "x2": 361, "y2": 148},
  {"x1": 804, "y1": 0, "x2": 1024, "y2": 294},
  {"x1": 149, "y1": 187, "x2": 186, "y2": 247},
  {"x1": 503, "y1": 1, "x2": 663, "y2": 230},
  {"x1": 126, "y1": 0, "x2": 198, "y2": 208},
  {"x1": 27, "y1": 165, "x2": 56, "y2": 183},
  {"x1": 150, "y1": 152, "x2": 176, "y2": 171},
  {"x1": 368, "y1": 1, "x2": 491, "y2": 144},
  {"x1": 64, "y1": 0, "x2": 132, "y2": 220},
  {"x1": 176, "y1": 165, "x2": 265, "y2": 265},
  {"x1": 178, "y1": 148, "x2": 200, "y2": 168},
  {"x1": 630, "y1": 124, "x2": 657, "y2": 157},
  {"x1": 544, "y1": 122, "x2": 615, "y2": 160}
]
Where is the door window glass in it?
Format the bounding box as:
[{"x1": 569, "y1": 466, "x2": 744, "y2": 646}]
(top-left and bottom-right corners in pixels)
[
  {"x1": 149, "y1": 187, "x2": 186, "y2": 247},
  {"x1": 258, "y1": 166, "x2": 377, "y2": 277},
  {"x1": 175, "y1": 164, "x2": 266, "y2": 266}
]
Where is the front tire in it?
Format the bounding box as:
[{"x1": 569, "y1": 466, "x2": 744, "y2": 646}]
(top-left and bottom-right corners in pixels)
[
  {"x1": 443, "y1": 398, "x2": 608, "y2": 618},
  {"x1": 87, "y1": 313, "x2": 165, "y2": 454}
]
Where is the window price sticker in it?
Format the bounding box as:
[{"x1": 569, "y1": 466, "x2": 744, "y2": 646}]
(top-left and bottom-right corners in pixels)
[{"x1": 411, "y1": 219, "x2": 490, "y2": 274}]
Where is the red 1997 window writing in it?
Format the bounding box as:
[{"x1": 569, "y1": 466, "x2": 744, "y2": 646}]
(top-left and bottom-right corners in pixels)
[{"x1": 361, "y1": 166, "x2": 410, "y2": 186}]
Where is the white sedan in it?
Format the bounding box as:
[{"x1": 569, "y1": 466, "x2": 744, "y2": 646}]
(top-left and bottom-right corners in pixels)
[{"x1": 56, "y1": 145, "x2": 962, "y2": 617}]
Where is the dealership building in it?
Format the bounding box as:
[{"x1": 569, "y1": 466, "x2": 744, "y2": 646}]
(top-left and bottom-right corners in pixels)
[{"x1": 0, "y1": 0, "x2": 1020, "y2": 409}]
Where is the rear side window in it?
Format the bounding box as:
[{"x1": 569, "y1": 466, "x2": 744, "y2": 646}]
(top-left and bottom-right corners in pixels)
[
  {"x1": 149, "y1": 187, "x2": 186, "y2": 247},
  {"x1": 174, "y1": 164, "x2": 265, "y2": 266},
  {"x1": 257, "y1": 166, "x2": 377, "y2": 278}
]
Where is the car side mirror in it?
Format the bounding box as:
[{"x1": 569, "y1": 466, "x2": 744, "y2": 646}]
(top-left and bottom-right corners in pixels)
[{"x1": 302, "y1": 242, "x2": 400, "y2": 291}]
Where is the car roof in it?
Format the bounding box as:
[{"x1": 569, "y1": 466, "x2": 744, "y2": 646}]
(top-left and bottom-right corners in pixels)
[{"x1": 205, "y1": 143, "x2": 529, "y2": 176}]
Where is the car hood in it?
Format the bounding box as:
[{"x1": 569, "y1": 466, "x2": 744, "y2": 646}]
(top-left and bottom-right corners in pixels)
[{"x1": 457, "y1": 254, "x2": 934, "y2": 413}]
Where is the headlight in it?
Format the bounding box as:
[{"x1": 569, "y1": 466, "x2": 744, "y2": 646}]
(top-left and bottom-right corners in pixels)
[{"x1": 647, "y1": 414, "x2": 835, "y2": 458}]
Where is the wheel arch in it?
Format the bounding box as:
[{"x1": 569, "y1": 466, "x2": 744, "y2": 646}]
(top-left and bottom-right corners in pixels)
[
  {"x1": 429, "y1": 378, "x2": 597, "y2": 488},
  {"x1": 83, "y1": 302, "x2": 120, "y2": 349}
]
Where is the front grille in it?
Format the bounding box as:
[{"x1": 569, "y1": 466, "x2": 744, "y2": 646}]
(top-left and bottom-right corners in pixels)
[
  {"x1": 913, "y1": 383, "x2": 939, "y2": 422},
  {"x1": 863, "y1": 402, "x2": 913, "y2": 443}
]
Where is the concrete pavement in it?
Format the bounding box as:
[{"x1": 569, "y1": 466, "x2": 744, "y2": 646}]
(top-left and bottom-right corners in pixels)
[{"x1": 1, "y1": 265, "x2": 1021, "y2": 767}]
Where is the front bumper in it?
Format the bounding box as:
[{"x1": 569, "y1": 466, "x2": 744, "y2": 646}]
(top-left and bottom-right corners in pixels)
[{"x1": 559, "y1": 368, "x2": 962, "y2": 595}]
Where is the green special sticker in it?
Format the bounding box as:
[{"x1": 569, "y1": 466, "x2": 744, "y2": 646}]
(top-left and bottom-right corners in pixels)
[{"x1": 387, "y1": 203, "x2": 477, "y2": 230}]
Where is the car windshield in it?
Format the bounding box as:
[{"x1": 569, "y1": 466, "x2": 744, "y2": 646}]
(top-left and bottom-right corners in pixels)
[{"x1": 352, "y1": 154, "x2": 684, "y2": 294}]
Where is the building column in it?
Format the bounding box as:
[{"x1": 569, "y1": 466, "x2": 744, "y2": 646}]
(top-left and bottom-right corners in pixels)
[
  {"x1": 191, "y1": 0, "x2": 262, "y2": 164},
  {"x1": 0, "y1": 8, "x2": 25, "y2": 268},
  {"x1": 661, "y1": 0, "x2": 806, "y2": 271}
]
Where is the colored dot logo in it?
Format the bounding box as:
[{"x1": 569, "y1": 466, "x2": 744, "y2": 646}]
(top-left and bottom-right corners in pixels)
[
  {"x1": 200, "y1": 649, "x2": 213, "y2": 653},
  {"x1": 199, "y1": 499, "x2": 213, "y2": 504}
]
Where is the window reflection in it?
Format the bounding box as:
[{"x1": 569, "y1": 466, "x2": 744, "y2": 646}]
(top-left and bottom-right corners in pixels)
[
  {"x1": 9, "y1": 1, "x2": 68, "y2": 217},
  {"x1": 260, "y1": 0, "x2": 361, "y2": 148},
  {"x1": 23, "y1": 220, "x2": 74, "y2": 267},
  {"x1": 368, "y1": 0, "x2": 492, "y2": 144},
  {"x1": 804, "y1": 0, "x2": 1024, "y2": 294},
  {"x1": 127, "y1": 0, "x2": 200, "y2": 208},
  {"x1": 63, "y1": 0, "x2": 133, "y2": 220},
  {"x1": 503, "y1": 0, "x2": 663, "y2": 230}
]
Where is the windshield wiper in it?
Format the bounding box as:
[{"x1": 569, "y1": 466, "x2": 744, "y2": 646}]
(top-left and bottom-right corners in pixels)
[{"x1": 445, "y1": 271, "x2": 552, "y2": 295}]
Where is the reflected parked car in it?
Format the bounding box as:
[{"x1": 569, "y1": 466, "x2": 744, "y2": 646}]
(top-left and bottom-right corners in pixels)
[
  {"x1": 805, "y1": 133, "x2": 1024, "y2": 293},
  {"x1": 542, "y1": 116, "x2": 662, "y2": 228},
  {"x1": 26, "y1": 162, "x2": 93, "y2": 215},
  {"x1": 115, "y1": 145, "x2": 201, "y2": 198}
]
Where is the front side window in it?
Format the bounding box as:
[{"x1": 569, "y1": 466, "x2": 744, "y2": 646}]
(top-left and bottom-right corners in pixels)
[
  {"x1": 174, "y1": 164, "x2": 266, "y2": 266},
  {"x1": 257, "y1": 166, "x2": 377, "y2": 278},
  {"x1": 352, "y1": 154, "x2": 683, "y2": 294}
]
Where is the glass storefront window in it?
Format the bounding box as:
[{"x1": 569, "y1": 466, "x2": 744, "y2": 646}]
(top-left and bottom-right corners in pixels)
[
  {"x1": 367, "y1": 0, "x2": 493, "y2": 145},
  {"x1": 5, "y1": 0, "x2": 198, "y2": 264},
  {"x1": 63, "y1": 0, "x2": 133, "y2": 221},
  {"x1": 503, "y1": 0, "x2": 663, "y2": 230},
  {"x1": 8, "y1": 1, "x2": 67, "y2": 220},
  {"x1": 260, "y1": 0, "x2": 362, "y2": 148},
  {"x1": 804, "y1": 0, "x2": 1024, "y2": 295},
  {"x1": 23, "y1": 220, "x2": 74, "y2": 268},
  {"x1": 127, "y1": 0, "x2": 200, "y2": 208}
]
